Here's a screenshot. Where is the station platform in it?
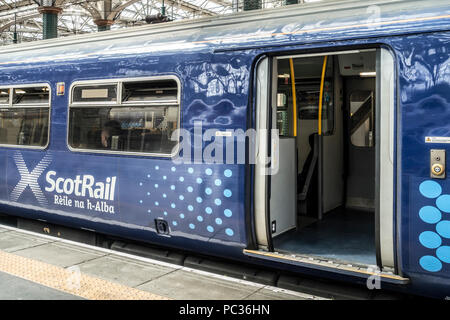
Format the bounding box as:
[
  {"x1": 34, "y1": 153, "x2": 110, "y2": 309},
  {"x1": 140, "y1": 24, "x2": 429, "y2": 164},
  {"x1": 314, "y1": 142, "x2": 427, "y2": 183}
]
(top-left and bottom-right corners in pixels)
[{"x1": 0, "y1": 224, "x2": 325, "y2": 300}]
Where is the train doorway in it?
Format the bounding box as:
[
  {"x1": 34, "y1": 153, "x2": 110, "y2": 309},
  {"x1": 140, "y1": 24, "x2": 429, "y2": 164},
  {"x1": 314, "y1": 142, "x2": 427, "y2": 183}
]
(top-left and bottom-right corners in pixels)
[{"x1": 253, "y1": 48, "x2": 396, "y2": 272}]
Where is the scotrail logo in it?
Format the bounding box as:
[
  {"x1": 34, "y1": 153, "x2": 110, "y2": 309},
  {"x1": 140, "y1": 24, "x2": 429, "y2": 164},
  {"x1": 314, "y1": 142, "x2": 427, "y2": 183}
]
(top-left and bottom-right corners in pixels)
[{"x1": 10, "y1": 152, "x2": 52, "y2": 206}]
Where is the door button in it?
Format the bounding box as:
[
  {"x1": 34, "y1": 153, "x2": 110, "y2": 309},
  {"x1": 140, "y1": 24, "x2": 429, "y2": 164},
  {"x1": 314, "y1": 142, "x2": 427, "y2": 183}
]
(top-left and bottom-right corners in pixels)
[
  {"x1": 432, "y1": 163, "x2": 444, "y2": 175},
  {"x1": 430, "y1": 149, "x2": 446, "y2": 179}
]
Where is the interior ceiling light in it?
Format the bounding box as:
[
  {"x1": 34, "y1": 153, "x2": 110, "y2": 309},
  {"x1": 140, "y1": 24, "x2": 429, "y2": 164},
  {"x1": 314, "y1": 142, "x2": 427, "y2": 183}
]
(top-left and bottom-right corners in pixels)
[{"x1": 360, "y1": 72, "x2": 376, "y2": 77}]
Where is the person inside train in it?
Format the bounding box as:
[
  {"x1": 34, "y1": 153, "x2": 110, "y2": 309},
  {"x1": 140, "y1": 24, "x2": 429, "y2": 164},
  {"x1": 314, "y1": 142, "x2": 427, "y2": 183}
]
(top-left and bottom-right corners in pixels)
[{"x1": 101, "y1": 120, "x2": 123, "y2": 150}]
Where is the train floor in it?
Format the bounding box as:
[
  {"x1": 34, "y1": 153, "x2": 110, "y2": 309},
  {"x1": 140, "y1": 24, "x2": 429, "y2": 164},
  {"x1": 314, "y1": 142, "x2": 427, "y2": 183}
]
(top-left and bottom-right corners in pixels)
[
  {"x1": 0, "y1": 224, "x2": 323, "y2": 300},
  {"x1": 273, "y1": 209, "x2": 377, "y2": 266}
]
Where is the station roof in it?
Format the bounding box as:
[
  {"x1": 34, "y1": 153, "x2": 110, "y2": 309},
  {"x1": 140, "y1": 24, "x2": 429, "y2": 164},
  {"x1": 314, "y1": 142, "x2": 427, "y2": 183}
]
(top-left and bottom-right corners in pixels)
[{"x1": 0, "y1": 0, "x2": 321, "y2": 45}]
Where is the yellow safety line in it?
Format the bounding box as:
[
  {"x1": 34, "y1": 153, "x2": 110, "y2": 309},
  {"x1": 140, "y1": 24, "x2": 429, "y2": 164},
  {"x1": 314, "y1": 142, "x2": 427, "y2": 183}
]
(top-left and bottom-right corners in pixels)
[
  {"x1": 0, "y1": 250, "x2": 170, "y2": 300},
  {"x1": 243, "y1": 249, "x2": 408, "y2": 281},
  {"x1": 289, "y1": 58, "x2": 297, "y2": 137},
  {"x1": 318, "y1": 55, "x2": 328, "y2": 135}
]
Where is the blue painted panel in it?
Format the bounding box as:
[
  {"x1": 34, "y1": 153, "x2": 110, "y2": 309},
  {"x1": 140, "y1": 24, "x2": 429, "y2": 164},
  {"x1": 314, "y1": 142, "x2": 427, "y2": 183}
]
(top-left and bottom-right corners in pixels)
[
  {"x1": 0, "y1": 50, "x2": 252, "y2": 253},
  {"x1": 395, "y1": 31, "x2": 450, "y2": 296},
  {"x1": 2, "y1": 149, "x2": 247, "y2": 243}
]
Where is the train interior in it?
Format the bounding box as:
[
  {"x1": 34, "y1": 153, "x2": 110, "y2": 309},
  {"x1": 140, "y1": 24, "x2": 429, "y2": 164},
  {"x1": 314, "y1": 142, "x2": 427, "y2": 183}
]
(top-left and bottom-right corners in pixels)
[
  {"x1": 269, "y1": 50, "x2": 378, "y2": 266},
  {"x1": 0, "y1": 87, "x2": 49, "y2": 147}
]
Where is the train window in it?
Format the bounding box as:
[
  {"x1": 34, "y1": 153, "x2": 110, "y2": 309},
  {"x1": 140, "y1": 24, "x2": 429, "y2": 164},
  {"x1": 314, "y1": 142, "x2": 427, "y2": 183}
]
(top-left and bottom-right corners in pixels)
[
  {"x1": 0, "y1": 89, "x2": 9, "y2": 105},
  {"x1": 68, "y1": 77, "x2": 180, "y2": 156},
  {"x1": 122, "y1": 79, "x2": 178, "y2": 103},
  {"x1": 13, "y1": 86, "x2": 49, "y2": 105},
  {"x1": 72, "y1": 84, "x2": 117, "y2": 103},
  {"x1": 0, "y1": 85, "x2": 50, "y2": 148}
]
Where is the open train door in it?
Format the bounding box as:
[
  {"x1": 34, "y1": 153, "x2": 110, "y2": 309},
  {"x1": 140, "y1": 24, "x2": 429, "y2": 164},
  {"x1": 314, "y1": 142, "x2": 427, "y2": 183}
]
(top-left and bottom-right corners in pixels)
[
  {"x1": 249, "y1": 49, "x2": 408, "y2": 284},
  {"x1": 254, "y1": 56, "x2": 297, "y2": 252},
  {"x1": 253, "y1": 56, "x2": 277, "y2": 251},
  {"x1": 376, "y1": 48, "x2": 396, "y2": 270}
]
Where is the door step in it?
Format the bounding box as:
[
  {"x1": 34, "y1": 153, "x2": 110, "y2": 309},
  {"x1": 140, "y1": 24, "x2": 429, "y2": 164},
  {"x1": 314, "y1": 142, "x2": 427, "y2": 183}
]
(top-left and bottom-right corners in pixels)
[{"x1": 243, "y1": 249, "x2": 409, "y2": 285}]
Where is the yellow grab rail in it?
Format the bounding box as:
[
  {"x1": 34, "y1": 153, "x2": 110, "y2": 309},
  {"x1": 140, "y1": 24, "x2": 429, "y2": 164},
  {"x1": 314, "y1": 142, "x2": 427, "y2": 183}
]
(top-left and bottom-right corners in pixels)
[
  {"x1": 318, "y1": 55, "x2": 328, "y2": 135},
  {"x1": 289, "y1": 58, "x2": 297, "y2": 137}
]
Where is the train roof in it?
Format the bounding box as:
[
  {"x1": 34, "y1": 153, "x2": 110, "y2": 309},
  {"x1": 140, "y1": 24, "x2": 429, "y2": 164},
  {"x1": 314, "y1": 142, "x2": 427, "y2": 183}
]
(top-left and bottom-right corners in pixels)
[{"x1": 0, "y1": 0, "x2": 449, "y2": 66}]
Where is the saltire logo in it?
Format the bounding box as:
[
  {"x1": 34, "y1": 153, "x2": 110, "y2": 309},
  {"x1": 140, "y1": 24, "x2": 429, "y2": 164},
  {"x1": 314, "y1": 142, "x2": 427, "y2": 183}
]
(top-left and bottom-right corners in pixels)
[{"x1": 10, "y1": 151, "x2": 52, "y2": 206}]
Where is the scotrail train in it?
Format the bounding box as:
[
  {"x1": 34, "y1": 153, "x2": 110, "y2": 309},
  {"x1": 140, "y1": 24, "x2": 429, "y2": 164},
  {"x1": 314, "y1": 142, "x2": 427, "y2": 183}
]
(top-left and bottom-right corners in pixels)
[{"x1": 0, "y1": 0, "x2": 449, "y2": 299}]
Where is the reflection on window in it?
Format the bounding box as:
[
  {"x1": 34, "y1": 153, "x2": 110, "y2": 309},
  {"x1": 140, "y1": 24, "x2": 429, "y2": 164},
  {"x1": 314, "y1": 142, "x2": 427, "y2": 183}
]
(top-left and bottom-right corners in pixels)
[
  {"x1": 68, "y1": 78, "x2": 180, "y2": 156},
  {"x1": 0, "y1": 86, "x2": 50, "y2": 148},
  {"x1": 350, "y1": 91, "x2": 374, "y2": 147}
]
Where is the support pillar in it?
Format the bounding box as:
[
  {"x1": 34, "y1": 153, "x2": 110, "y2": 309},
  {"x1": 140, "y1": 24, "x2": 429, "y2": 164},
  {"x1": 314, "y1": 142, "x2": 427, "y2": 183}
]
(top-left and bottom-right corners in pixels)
[
  {"x1": 161, "y1": 0, "x2": 166, "y2": 16},
  {"x1": 38, "y1": 6, "x2": 62, "y2": 40},
  {"x1": 94, "y1": 19, "x2": 115, "y2": 32},
  {"x1": 13, "y1": 13, "x2": 18, "y2": 44},
  {"x1": 243, "y1": 0, "x2": 261, "y2": 11}
]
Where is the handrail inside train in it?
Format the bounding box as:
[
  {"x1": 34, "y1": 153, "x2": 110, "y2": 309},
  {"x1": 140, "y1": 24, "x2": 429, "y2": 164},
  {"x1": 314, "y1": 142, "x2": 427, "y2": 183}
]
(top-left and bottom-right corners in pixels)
[
  {"x1": 289, "y1": 58, "x2": 297, "y2": 137},
  {"x1": 318, "y1": 55, "x2": 328, "y2": 136}
]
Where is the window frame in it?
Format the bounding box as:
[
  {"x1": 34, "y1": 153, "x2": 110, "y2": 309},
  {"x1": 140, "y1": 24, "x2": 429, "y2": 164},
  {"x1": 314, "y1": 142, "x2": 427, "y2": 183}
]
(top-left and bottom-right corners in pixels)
[
  {"x1": 71, "y1": 83, "x2": 119, "y2": 105},
  {"x1": 67, "y1": 75, "x2": 181, "y2": 158},
  {"x1": 0, "y1": 88, "x2": 11, "y2": 106},
  {"x1": 121, "y1": 79, "x2": 179, "y2": 106},
  {"x1": 0, "y1": 83, "x2": 51, "y2": 150}
]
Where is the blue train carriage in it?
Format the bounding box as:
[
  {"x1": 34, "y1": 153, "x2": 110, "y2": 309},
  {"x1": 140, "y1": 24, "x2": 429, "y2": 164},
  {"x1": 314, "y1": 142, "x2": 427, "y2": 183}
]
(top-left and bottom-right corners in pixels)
[{"x1": 0, "y1": 0, "x2": 449, "y2": 298}]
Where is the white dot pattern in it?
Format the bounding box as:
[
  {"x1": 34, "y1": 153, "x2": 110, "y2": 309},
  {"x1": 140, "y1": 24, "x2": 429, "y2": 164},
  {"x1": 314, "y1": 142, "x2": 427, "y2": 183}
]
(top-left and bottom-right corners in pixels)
[{"x1": 138, "y1": 165, "x2": 239, "y2": 240}]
